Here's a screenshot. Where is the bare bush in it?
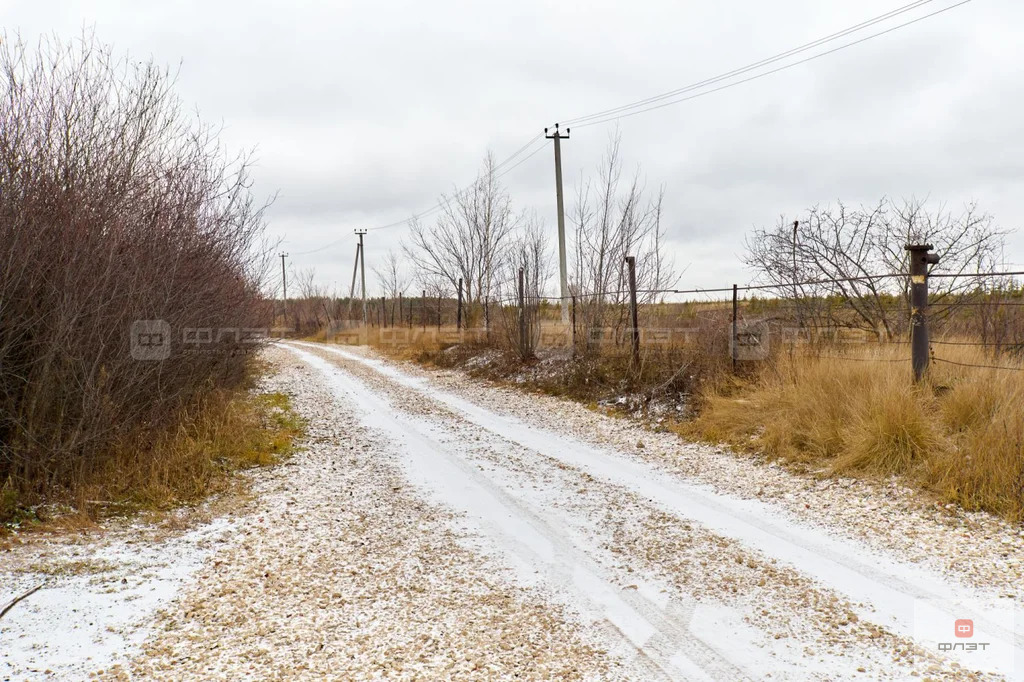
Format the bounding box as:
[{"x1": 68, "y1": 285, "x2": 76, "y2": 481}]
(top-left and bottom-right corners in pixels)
[{"x1": 0, "y1": 32, "x2": 271, "y2": 502}]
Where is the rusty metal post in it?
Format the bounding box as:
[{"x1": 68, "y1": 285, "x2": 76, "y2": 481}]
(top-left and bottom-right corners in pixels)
[
  {"x1": 571, "y1": 294, "x2": 577, "y2": 357},
  {"x1": 906, "y1": 244, "x2": 940, "y2": 382},
  {"x1": 457, "y1": 277, "x2": 463, "y2": 330},
  {"x1": 732, "y1": 284, "x2": 738, "y2": 372},
  {"x1": 626, "y1": 256, "x2": 639, "y2": 367},
  {"x1": 518, "y1": 268, "x2": 527, "y2": 358}
]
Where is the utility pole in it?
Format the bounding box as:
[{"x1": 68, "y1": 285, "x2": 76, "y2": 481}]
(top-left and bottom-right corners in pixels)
[
  {"x1": 906, "y1": 244, "x2": 939, "y2": 382},
  {"x1": 545, "y1": 123, "x2": 571, "y2": 325},
  {"x1": 355, "y1": 230, "x2": 367, "y2": 326},
  {"x1": 280, "y1": 253, "x2": 289, "y2": 330},
  {"x1": 346, "y1": 243, "x2": 361, "y2": 322}
]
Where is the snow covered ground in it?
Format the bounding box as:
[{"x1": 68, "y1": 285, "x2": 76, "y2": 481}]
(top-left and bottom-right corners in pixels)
[{"x1": 2, "y1": 341, "x2": 1022, "y2": 680}]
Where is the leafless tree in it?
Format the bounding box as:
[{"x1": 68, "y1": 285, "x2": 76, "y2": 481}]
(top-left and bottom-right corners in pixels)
[
  {"x1": 569, "y1": 132, "x2": 676, "y2": 351},
  {"x1": 374, "y1": 249, "x2": 410, "y2": 324},
  {"x1": 403, "y1": 152, "x2": 518, "y2": 317},
  {"x1": 745, "y1": 198, "x2": 1009, "y2": 339},
  {"x1": 492, "y1": 213, "x2": 552, "y2": 358}
]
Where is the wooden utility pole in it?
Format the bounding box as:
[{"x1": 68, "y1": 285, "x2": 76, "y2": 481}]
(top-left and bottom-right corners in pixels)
[
  {"x1": 625, "y1": 256, "x2": 639, "y2": 367},
  {"x1": 280, "y1": 253, "x2": 289, "y2": 330},
  {"x1": 355, "y1": 229, "x2": 368, "y2": 326},
  {"x1": 545, "y1": 124, "x2": 571, "y2": 325}
]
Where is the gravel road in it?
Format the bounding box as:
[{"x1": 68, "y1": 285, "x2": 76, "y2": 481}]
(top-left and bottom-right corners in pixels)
[{"x1": 3, "y1": 341, "x2": 1022, "y2": 680}]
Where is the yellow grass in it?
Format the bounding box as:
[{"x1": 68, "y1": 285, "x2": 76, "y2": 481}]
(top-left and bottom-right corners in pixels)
[
  {"x1": 685, "y1": 344, "x2": 1024, "y2": 522},
  {"x1": 69, "y1": 389, "x2": 304, "y2": 520}
]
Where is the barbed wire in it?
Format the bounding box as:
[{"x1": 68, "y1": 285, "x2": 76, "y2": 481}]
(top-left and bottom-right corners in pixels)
[{"x1": 932, "y1": 356, "x2": 1024, "y2": 372}]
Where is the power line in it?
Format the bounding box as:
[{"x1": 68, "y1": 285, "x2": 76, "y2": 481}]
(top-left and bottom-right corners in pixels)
[
  {"x1": 290, "y1": 133, "x2": 547, "y2": 255},
  {"x1": 569, "y1": 0, "x2": 974, "y2": 129},
  {"x1": 562, "y1": 0, "x2": 942, "y2": 126},
  {"x1": 290, "y1": 0, "x2": 974, "y2": 256}
]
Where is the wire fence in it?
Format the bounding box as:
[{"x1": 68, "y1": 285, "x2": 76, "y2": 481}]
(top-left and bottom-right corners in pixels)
[{"x1": 301, "y1": 261, "x2": 1024, "y2": 376}]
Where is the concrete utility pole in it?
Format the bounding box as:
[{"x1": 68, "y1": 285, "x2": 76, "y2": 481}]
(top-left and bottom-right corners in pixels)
[
  {"x1": 280, "y1": 252, "x2": 289, "y2": 329},
  {"x1": 355, "y1": 230, "x2": 368, "y2": 326},
  {"x1": 545, "y1": 123, "x2": 571, "y2": 325},
  {"x1": 347, "y1": 242, "x2": 361, "y2": 322}
]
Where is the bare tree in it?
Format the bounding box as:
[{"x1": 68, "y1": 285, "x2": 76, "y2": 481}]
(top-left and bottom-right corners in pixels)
[
  {"x1": 745, "y1": 198, "x2": 1010, "y2": 339},
  {"x1": 403, "y1": 152, "x2": 518, "y2": 316},
  {"x1": 569, "y1": 132, "x2": 676, "y2": 351},
  {"x1": 374, "y1": 249, "x2": 410, "y2": 324},
  {"x1": 492, "y1": 213, "x2": 552, "y2": 358}
]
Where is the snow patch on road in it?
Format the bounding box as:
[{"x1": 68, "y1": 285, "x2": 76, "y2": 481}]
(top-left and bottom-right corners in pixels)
[{"x1": 1, "y1": 517, "x2": 234, "y2": 680}]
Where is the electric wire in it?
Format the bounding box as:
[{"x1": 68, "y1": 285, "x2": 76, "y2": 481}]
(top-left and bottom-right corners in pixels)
[
  {"x1": 561, "y1": 0, "x2": 942, "y2": 126},
  {"x1": 570, "y1": 0, "x2": 973, "y2": 129}
]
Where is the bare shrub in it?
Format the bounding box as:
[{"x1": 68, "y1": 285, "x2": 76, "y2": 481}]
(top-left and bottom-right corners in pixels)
[{"x1": 0, "y1": 32, "x2": 272, "y2": 504}]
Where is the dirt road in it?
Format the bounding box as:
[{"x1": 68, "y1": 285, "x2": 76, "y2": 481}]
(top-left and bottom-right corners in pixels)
[
  {"x1": 283, "y1": 342, "x2": 1022, "y2": 680},
  {"x1": 3, "y1": 341, "x2": 1021, "y2": 680}
]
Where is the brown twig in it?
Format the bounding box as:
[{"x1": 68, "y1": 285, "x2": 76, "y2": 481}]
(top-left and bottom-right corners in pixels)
[{"x1": 0, "y1": 584, "x2": 43, "y2": 622}]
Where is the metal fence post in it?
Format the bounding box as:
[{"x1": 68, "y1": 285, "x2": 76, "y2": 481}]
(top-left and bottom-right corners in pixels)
[
  {"x1": 732, "y1": 284, "x2": 738, "y2": 371},
  {"x1": 626, "y1": 256, "x2": 639, "y2": 367},
  {"x1": 457, "y1": 277, "x2": 463, "y2": 330},
  {"x1": 571, "y1": 294, "x2": 577, "y2": 357},
  {"x1": 518, "y1": 268, "x2": 527, "y2": 358},
  {"x1": 906, "y1": 244, "x2": 940, "y2": 382}
]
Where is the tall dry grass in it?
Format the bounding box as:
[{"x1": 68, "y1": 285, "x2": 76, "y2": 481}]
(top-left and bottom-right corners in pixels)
[{"x1": 686, "y1": 344, "x2": 1024, "y2": 521}]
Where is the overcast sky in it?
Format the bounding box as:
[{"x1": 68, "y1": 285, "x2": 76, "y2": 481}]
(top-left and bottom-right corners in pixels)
[{"x1": 6, "y1": 0, "x2": 1023, "y2": 296}]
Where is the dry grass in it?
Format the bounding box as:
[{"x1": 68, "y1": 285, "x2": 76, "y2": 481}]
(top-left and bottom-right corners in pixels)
[
  {"x1": 83, "y1": 390, "x2": 304, "y2": 512},
  {"x1": 1, "y1": 387, "x2": 304, "y2": 528},
  {"x1": 684, "y1": 344, "x2": 1024, "y2": 522}
]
